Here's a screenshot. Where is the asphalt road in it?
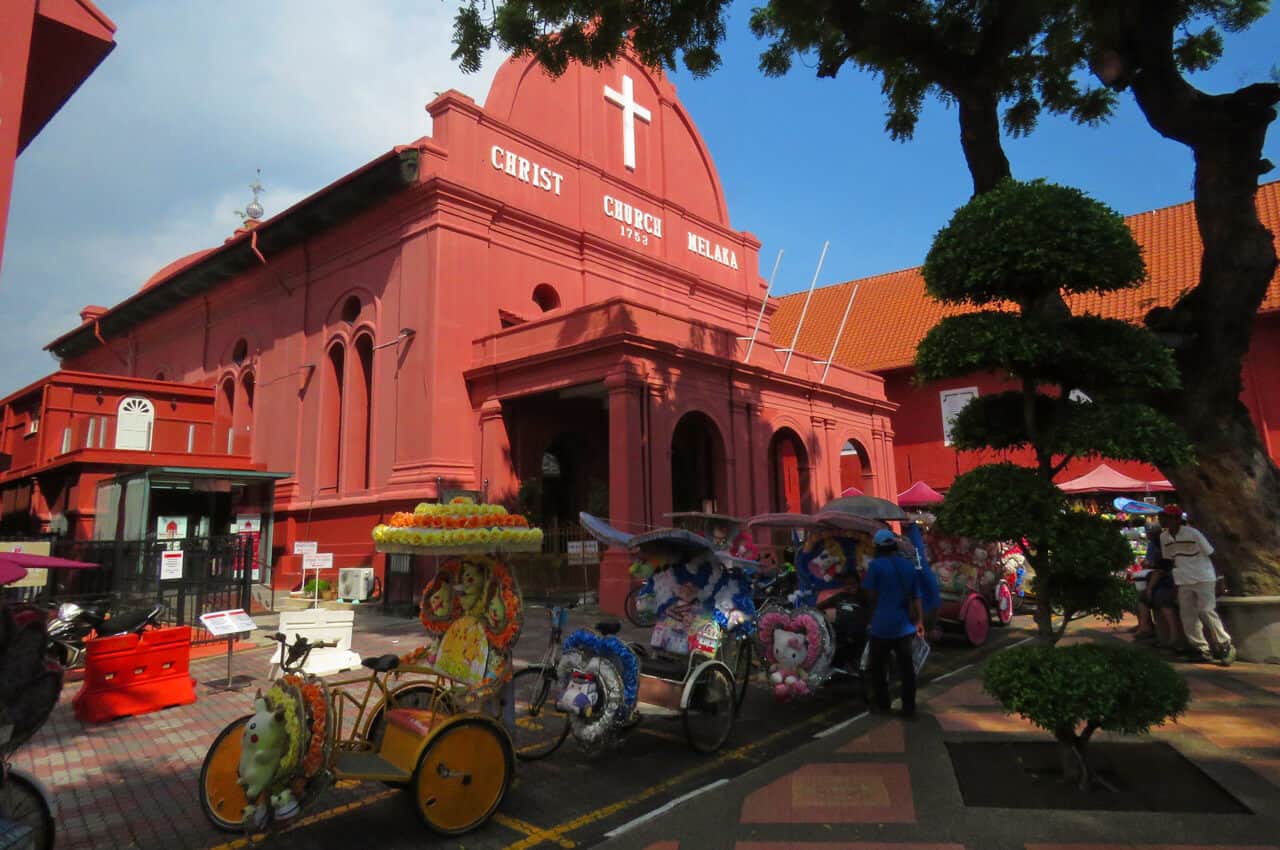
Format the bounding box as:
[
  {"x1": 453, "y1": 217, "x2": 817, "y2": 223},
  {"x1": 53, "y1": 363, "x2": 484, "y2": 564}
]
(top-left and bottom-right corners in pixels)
[{"x1": 197, "y1": 608, "x2": 1032, "y2": 850}]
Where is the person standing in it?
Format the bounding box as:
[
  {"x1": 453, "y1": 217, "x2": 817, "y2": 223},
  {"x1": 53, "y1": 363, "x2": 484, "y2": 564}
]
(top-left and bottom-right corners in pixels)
[
  {"x1": 1159, "y1": 505, "x2": 1236, "y2": 666},
  {"x1": 863, "y1": 529, "x2": 923, "y2": 717}
]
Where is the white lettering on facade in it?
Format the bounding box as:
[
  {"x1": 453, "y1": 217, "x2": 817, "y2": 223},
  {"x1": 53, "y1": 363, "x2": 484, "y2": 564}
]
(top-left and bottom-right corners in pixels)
[
  {"x1": 603, "y1": 195, "x2": 664, "y2": 245},
  {"x1": 490, "y1": 145, "x2": 565, "y2": 196},
  {"x1": 686, "y1": 232, "x2": 739, "y2": 270}
]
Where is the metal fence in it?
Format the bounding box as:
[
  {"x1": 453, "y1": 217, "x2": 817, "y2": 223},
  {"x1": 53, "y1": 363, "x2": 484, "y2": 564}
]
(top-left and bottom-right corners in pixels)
[{"x1": 3, "y1": 535, "x2": 254, "y2": 646}]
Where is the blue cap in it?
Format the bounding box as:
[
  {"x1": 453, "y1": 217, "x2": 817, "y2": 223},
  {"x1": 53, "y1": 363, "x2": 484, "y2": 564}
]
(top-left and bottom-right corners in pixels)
[{"x1": 873, "y1": 529, "x2": 897, "y2": 547}]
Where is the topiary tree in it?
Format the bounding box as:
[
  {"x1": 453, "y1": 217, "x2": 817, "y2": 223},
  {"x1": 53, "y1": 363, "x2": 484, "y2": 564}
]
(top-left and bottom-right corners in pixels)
[
  {"x1": 920, "y1": 179, "x2": 1191, "y2": 638},
  {"x1": 984, "y1": 643, "x2": 1190, "y2": 790}
]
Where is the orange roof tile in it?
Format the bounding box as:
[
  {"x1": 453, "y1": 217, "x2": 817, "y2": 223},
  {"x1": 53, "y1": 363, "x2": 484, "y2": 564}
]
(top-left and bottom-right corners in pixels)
[{"x1": 773, "y1": 180, "x2": 1280, "y2": 373}]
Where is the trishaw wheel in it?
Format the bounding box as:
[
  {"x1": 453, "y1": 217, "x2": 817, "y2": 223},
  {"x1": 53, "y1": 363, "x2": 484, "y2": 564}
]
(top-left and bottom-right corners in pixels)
[
  {"x1": 963, "y1": 597, "x2": 990, "y2": 646},
  {"x1": 682, "y1": 663, "x2": 736, "y2": 754},
  {"x1": 199, "y1": 715, "x2": 252, "y2": 833},
  {"x1": 995, "y1": 582, "x2": 1014, "y2": 626},
  {"x1": 0, "y1": 771, "x2": 55, "y2": 850},
  {"x1": 624, "y1": 585, "x2": 657, "y2": 628},
  {"x1": 365, "y1": 684, "x2": 451, "y2": 748},
  {"x1": 412, "y1": 718, "x2": 513, "y2": 835},
  {"x1": 510, "y1": 665, "x2": 569, "y2": 761}
]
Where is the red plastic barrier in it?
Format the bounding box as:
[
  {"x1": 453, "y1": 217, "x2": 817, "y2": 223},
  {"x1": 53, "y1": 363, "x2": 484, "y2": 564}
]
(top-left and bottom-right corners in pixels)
[{"x1": 73, "y1": 626, "x2": 197, "y2": 723}]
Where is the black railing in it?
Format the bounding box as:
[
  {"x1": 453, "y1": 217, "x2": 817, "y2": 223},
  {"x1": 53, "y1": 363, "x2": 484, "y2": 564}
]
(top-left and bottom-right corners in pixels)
[{"x1": 2, "y1": 535, "x2": 254, "y2": 646}]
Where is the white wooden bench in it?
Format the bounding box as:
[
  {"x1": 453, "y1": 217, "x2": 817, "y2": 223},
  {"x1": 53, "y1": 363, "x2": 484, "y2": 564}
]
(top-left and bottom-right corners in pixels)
[{"x1": 268, "y1": 608, "x2": 362, "y2": 679}]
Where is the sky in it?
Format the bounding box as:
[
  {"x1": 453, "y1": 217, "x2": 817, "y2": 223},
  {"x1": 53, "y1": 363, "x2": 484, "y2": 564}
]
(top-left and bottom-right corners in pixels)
[{"x1": 2, "y1": 1, "x2": 1277, "y2": 391}]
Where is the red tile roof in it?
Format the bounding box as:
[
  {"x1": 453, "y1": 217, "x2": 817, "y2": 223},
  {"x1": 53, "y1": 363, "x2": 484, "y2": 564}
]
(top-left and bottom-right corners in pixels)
[{"x1": 772, "y1": 180, "x2": 1280, "y2": 373}]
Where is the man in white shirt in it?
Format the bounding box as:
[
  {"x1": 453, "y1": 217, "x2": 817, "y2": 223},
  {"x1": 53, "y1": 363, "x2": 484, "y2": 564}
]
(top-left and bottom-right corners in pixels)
[{"x1": 1159, "y1": 504, "x2": 1235, "y2": 665}]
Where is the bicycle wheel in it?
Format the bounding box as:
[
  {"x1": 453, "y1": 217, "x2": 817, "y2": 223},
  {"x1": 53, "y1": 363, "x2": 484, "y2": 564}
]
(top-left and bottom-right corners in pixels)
[
  {"x1": 682, "y1": 662, "x2": 736, "y2": 754},
  {"x1": 412, "y1": 717, "x2": 512, "y2": 835},
  {"x1": 0, "y1": 771, "x2": 55, "y2": 850},
  {"x1": 509, "y1": 665, "x2": 569, "y2": 761},
  {"x1": 199, "y1": 715, "x2": 251, "y2": 833},
  {"x1": 624, "y1": 586, "x2": 656, "y2": 628}
]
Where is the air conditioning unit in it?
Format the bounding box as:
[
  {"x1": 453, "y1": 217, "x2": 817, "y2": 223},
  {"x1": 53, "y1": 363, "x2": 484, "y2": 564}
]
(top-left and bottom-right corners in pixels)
[{"x1": 337, "y1": 567, "x2": 375, "y2": 602}]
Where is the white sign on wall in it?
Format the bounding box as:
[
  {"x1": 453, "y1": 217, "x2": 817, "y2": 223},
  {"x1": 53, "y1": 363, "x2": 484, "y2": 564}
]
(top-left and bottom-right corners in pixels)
[
  {"x1": 940, "y1": 387, "x2": 979, "y2": 447},
  {"x1": 160, "y1": 550, "x2": 185, "y2": 581},
  {"x1": 293, "y1": 541, "x2": 318, "y2": 556},
  {"x1": 156, "y1": 516, "x2": 188, "y2": 540},
  {"x1": 490, "y1": 144, "x2": 565, "y2": 195},
  {"x1": 235, "y1": 514, "x2": 261, "y2": 533}
]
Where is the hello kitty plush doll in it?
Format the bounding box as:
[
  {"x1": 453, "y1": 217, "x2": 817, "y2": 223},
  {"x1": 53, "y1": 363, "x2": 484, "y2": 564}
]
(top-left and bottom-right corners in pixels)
[{"x1": 759, "y1": 611, "x2": 823, "y2": 702}]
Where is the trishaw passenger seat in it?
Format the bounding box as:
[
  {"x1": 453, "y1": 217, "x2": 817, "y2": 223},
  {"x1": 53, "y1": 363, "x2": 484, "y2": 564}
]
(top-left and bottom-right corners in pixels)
[
  {"x1": 386, "y1": 708, "x2": 439, "y2": 738},
  {"x1": 596, "y1": 621, "x2": 623, "y2": 636},
  {"x1": 361, "y1": 654, "x2": 401, "y2": 673}
]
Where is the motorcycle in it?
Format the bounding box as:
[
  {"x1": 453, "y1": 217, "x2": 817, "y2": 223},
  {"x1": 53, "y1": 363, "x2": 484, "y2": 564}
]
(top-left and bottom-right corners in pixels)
[{"x1": 46, "y1": 599, "x2": 165, "y2": 668}]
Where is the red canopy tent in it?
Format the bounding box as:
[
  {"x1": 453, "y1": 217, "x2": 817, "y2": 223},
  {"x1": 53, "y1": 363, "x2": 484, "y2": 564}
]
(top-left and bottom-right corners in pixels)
[
  {"x1": 1146, "y1": 479, "x2": 1176, "y2": 492},
  {"x1": 897, "y1": 480, "x2": 944, "y2": 507},
  {"x1": 1057, "y1": 463, "x2": 1164, "y2": 494},
  {"x1": 840, "y1": 486, "x2": 864, "y2": 497}
]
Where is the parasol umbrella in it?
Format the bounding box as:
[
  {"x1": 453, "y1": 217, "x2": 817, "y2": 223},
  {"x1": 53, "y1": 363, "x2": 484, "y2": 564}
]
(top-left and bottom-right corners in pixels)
[
  {"x1": 1112, "y1": 497, "x2": 1162, "y2": 516},
  {"x1": 579, "y1": 512, "x2": 635, "y2": 549},
  {"x1": 839, "y1": 486, "x2": 864, "y2": 497},
  {"x1": 897, "y1": 480, "x2": 944, "y2": 508},
  {"x1": 0, "y1": 562, "x2": 27, "y2": 585},
  {"x1": 746, "y1": 512, "x2": 817, "y2": 531},
  {"x1": 0, "y1": 552, "x2": 100, "y2": 571},
  {"x1": 818, "y1": 495, "x2": 909, "y2": 522}
]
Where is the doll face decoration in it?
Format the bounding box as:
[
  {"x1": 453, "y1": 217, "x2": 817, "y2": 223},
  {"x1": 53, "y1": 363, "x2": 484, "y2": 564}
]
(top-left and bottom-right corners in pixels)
[
  {"x1": 458, "y1": 560, "x2": 487, "y2": 612},
  {"x1": 808, "y1": 538, "x2": 847, "y2": 582},
  {"x1": 711, "y1": 525, "x2": 730, "y2": 550},
  {"x1": 485, "y1": 586, "x2": 507, "y2": 632},
  {"x1": 427, "y1": 580, "x2": 454, "y2": 617}
]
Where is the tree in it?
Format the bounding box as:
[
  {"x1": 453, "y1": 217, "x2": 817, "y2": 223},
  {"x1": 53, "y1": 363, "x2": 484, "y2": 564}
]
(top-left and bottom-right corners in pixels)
[
  {"x1": 919, "y1": 179, "x2": 1190, "y2": 637},
  {"x1": 450, "y1": 0, "x2": 1280, "y2": 594},
  {"x1": 984, "y1": 643, "x2": 1190, "y2": 790}
]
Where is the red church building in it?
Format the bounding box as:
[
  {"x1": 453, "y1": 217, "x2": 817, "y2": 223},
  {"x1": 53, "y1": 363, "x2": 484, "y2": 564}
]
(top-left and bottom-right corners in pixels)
[
  {"x1": 21, "y1": 54, "x2": 894, "y2": 613},
  {"x1": 777, "y1": 181, "x2": 1280, "y2": 497}
]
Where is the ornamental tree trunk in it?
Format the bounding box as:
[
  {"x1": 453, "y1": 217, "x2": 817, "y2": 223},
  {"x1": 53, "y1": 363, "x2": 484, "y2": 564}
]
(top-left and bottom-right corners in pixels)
[
  {"x1": 1054, "y1": 721, "x2": 1099, "y2": 791},
  {"x1": 1118, "y1": 24, "x2": 1280, "y2": 595}
]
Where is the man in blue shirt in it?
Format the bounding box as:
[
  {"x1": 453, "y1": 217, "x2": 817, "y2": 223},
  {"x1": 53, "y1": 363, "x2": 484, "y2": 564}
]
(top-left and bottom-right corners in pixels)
[{"x1": 863, "y1": 529, "x2": 924, "y2": 717}]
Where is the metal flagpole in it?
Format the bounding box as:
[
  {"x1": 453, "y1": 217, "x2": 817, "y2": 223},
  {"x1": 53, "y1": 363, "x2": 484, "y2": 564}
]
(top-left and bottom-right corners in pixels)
[
  {"x1": 782, "y1": 241, "x2": 829, "y2": 374},
  {"x1": 820, "y1": 284, "x2": 860, "y2": 383},
  {"x1": 740, "y1": 250, "x2": 783, "y2": 362}
]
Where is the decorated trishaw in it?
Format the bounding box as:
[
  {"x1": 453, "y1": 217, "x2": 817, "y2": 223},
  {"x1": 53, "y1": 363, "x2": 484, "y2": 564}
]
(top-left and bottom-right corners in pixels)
[
  {"x1": 747, "y1": 496, "x2": 926, "y2": 702},
  {"x1": 512, "y1": 513, "x2": 753, "y2": 756},
  {"x1": 921, "y1": 529, "x2": 1031, "y2": 645},
  {"x1": 198, "y1": 497, "x2": 542, "y2": 838}
]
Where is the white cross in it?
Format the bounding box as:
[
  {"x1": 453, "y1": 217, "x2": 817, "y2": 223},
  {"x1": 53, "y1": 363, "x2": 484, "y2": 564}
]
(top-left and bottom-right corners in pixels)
[{"x1": 603, "y1": 74, "x2": 651, "y2": 171}]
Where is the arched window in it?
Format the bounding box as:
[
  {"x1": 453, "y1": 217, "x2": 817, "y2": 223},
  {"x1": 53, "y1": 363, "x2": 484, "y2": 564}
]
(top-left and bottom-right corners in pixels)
[
  {"x1": 218, "y1": 377, "x2": 236, "y2": 453},
  {"x1": 769, "y1": 428, "x2": 811, "y2": 514},
  {"x1": 230, "y1": 371, "x2": 255, "y2": 456},
  {"x1": 532, "y1": 284, "x2": 561, "y2": 312},
  {"x1": 319, "y1": 343, "x2": 345, "y2": 491},
  {"x1": 349, "y1": 335, "x2": 374, "y2": 490},
  {"x1": 153, "y1": 370, "x2": 166, "y2": 381},
  {"x1": 231, "y1": 338, "x2": 249, "y2": 365},
  {"x1": 115, "y1": 397, "x2": 155, "y2": 451}
]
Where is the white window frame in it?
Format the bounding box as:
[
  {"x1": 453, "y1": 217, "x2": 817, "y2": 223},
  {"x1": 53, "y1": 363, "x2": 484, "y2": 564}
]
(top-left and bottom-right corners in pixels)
[
  {"x1": 114, "y1": 396, "x2": 155, "y2": 451},
  {"x1": 940, "y1": 387, "x2": 979, "y2": 447}
]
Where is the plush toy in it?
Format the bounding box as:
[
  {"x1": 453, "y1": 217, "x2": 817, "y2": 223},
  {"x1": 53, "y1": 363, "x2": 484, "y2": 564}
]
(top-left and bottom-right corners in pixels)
[
  {"x1": 758, "y1": 611, "x2": 823, "y2": 702},
  {"x1": 239, "y1": 695, "x2": 291, "y2": 828},
  {"x1": 556, "y1": 666, "x2": 601, "y2": 717}
]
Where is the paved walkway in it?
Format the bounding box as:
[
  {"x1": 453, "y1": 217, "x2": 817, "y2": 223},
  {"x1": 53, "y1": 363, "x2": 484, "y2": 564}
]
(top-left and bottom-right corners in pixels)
[{"x1": 596, "y1": 621, "x2": 1280, "y2": 850}]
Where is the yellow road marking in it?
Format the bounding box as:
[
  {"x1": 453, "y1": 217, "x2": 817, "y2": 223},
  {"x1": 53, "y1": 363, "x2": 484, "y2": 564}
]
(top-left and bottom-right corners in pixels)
[
  {"x1": 203, "y1": 790, "x2": 398, "y2": 850},
  {"x1": 633, "y1": 727, "x2": 686, "y2": 745},
  {"x1": 492, "y1": 813, "x2": 577, "y2": 848}
]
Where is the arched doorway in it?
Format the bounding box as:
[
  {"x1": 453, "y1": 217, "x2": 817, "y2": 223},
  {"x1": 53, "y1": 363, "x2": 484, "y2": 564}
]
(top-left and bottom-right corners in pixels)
[
  {"x1": 769, "y1": 428, "x2": 811, "y2": 514},
  {"x1": 670, "y1": 412, "x2": 726, "y2": 513},
  {"x1": 840, "y1": 439, "x2": 871, "y2": 494}
]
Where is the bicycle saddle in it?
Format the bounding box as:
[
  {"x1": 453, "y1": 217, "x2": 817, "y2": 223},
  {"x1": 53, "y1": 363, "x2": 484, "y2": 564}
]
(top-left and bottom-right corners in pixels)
[
  {"x1": 596, "y1": 620, "x2": 623, "y2": 636},
  {"x1": 361, "y1": 654, "x2": 400, "y2": 673}
]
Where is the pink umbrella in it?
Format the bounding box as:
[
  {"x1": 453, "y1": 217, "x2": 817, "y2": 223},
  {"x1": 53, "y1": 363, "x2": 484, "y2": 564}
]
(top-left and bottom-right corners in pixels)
[
  {"x1": 898, "y1": 480, "x2": 944, "y2": 508},
  {"x1": 0, "y1": 562, "x2": 27, "y2": 585},
  {"x1": 840, "y1": 486, "x2": 864, "y2": 497},
  {"x1": 0, "y1": 552, "x2": 100, "y2": 571}
]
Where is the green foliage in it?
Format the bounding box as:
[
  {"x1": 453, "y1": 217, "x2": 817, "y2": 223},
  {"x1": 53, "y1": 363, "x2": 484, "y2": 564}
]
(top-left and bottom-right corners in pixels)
[
  {"x1": 984, "y1": 643, "x2": 1190, "y2": 739},
  {"x1": 916, "y1": 313, "x2": 1180, "y2": 393},
  {"x1": 949, "y1": 391, "x2": 1193, "y2": 469},
  {"x1": 936, "y1": 463, "x2": 1062, "y2": 542},
  {"x1": 1035, "y1": 511, "x2": 1136, "y2": 626},
  {"x1": 923, "y1": 180, "x2": 1145, "y2": 307}
]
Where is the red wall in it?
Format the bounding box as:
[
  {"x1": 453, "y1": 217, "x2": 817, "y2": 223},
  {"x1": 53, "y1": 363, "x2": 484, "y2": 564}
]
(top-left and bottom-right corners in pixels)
[{"x1": 884, "y1": 316, "x2": 1280, "y2": 491}]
